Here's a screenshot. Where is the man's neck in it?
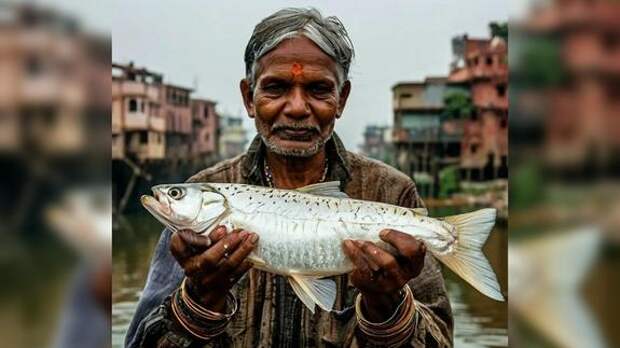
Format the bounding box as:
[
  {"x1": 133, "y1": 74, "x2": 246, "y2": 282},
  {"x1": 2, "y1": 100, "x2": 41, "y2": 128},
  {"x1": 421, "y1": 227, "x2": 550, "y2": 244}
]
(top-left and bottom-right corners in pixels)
[{"x1": 265, "y1": 149, "x2": 327, "y2": 189}]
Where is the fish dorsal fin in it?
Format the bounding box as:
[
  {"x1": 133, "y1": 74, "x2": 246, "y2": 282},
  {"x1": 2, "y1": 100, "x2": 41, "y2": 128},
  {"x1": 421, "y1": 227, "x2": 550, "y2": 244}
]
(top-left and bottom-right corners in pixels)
[
  {"x1": 288, "y1": 274, "x2": 337, "y2": 313},
  {"x1": 411, "y1": 207, "x2": 428, "y2": 216},
  {"x1": 296, "y1": 181, "x2": 348, "y2": 198}
]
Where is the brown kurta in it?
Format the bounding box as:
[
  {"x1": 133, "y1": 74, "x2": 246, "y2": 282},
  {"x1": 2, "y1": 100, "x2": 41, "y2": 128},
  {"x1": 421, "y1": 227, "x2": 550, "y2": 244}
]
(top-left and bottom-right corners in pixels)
[{"x1": 133, "y1": 133, "x2": 453, "y2": 347}]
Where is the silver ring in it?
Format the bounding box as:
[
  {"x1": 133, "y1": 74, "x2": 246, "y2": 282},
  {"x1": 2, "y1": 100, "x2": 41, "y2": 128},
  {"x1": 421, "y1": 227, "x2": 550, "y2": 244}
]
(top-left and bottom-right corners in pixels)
[{"x1": 223, "y1": 252, "x2": 230, "y2": 259}]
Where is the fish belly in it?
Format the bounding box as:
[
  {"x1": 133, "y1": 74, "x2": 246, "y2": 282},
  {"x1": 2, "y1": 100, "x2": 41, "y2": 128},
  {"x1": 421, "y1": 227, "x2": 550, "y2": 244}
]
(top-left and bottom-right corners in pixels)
[{"x1": 229, "y1": 211, "x2": 387, "y2": 276}]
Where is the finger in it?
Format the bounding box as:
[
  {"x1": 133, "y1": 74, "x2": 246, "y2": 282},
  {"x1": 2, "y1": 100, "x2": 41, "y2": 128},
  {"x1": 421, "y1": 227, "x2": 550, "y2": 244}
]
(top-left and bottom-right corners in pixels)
[
  {"x1": 207, "y1": 225, "x2": 228, "y2": 244},
  {"x1": 227, "y1": 261, "x2": 253, "y2": 285},
  {"x1": 355, "y1": 241, "x2": 381, "y2": 272},
  {"x1": 221, "y1": 233, "x2": 258, "y2": 270},
  {"x1": 195, "y1": 231, "x2": 248, "y2": 270},
  {"x1": 170, "y1": 232, "x2": 194, "y2": 262},
  {"x1": 359, "y1": 240, "x2": 398, "y2": 276},
  {"x1": 342, "y1": 240, "x2": 371, "y2": 274},
  {"x1": 178, "y1": 229, "x2": 212, "y2": 252},
  {"x1": 379, "y1": 229, "x2": 425, "y2": 259},
  {"x1": 182, "y1": 232, "x2": 245, "y2": 277},
  {"x1": 357, "y1": 241, "x2": 392, "y2": 272}
]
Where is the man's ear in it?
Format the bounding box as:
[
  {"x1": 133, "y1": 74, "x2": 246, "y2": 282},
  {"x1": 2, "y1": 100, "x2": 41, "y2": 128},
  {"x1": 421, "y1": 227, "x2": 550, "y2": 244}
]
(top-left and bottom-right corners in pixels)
[
  {"x1": 240, "y1": 79, "x2": 255, "y2": 118},
  {"x1": 336, "y1": 80, "x2": 351, "y2": 119}
]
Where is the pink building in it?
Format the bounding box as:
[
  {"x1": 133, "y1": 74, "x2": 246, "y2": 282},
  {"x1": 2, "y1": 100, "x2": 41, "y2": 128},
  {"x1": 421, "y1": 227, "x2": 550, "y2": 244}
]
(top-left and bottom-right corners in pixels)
[
  {"x1": 112, "y1": 62, "x2": 166, "y2": 161},
  {"x1": 161, "y1": 84, "x2": 193, "y2": 160},
  {"x1": 449, "y1": 35, "x2": 508, "y2": 180},
  {"x1": 191, "y1": 98, "x2": 219, "y2": 159}
]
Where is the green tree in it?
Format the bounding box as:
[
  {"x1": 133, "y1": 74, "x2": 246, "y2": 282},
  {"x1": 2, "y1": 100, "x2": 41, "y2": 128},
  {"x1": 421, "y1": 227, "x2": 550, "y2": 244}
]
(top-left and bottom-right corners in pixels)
[
  {"x1": 442, "y1": 92, "x2": 473, "y2": 120},
  {"x1": 489, "y1": 22, "x2": 508, "y2": 42},
  {"x1": 439, "y1": 166, "x2": 460, "y2": 198}
]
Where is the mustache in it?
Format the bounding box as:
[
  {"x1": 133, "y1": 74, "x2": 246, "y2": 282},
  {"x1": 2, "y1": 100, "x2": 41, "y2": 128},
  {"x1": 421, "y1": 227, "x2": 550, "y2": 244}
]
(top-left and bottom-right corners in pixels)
[{"x1": 271, "y1": 124, "x2": 320, "y2": 133}]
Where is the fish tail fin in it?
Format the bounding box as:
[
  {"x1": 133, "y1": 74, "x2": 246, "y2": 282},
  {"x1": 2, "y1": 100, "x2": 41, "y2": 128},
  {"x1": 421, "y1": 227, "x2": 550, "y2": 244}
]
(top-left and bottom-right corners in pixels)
[{"x1": 437, "y1": 208, "x2": 504, "y2": 301}]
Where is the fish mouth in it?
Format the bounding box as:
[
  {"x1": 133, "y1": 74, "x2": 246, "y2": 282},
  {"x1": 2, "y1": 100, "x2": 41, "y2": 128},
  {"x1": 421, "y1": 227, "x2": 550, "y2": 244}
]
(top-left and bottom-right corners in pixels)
[{"x1": 140, "y1": 194, "x2": 177, "y2": 231}]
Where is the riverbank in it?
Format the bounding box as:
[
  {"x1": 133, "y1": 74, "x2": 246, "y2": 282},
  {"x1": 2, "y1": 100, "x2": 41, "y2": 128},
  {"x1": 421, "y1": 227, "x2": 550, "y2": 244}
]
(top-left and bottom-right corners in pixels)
[{"x1": 425, "y1": 180, "x2": 508, "y2": 221}]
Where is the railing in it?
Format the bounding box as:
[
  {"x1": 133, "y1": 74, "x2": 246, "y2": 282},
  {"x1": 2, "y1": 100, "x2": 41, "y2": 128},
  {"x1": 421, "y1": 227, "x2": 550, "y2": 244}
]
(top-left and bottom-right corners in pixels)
[{"x1": 124, "y1": 112, "x2": 148, "y2": 129}]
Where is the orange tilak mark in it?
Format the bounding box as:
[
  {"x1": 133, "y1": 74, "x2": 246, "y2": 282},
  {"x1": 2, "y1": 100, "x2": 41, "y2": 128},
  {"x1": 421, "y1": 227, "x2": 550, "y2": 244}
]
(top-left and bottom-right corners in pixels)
[{"x1": 291, "y1": 63, "x2": 303, "y2": 77}]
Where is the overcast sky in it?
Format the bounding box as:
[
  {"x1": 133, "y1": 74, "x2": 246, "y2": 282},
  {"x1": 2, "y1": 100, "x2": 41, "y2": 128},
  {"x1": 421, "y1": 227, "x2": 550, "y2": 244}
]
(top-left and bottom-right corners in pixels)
[{"x1": 52, "y1": 0, "x2": 507, "y2": 151}]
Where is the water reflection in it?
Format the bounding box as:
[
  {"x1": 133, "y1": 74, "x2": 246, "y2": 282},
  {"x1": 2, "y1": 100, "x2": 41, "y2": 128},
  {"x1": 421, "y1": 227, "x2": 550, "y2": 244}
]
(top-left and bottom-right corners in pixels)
[{"x1": 112, "y1": 207, "x2": 507, "y2": 347}]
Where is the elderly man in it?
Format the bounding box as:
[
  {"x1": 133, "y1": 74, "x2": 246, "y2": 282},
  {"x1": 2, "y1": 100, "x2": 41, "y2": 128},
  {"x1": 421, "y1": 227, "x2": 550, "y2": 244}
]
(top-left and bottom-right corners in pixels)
[{"x1": 126, "y1": 8, "x2": 452, "y2": 348}]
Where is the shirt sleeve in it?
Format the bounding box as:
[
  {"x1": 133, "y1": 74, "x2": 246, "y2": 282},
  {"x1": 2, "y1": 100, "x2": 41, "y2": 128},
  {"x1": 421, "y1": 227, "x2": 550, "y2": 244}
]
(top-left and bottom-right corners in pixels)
[{"x1": 124, "y1": 228, "x2": 185, "y2": 348}]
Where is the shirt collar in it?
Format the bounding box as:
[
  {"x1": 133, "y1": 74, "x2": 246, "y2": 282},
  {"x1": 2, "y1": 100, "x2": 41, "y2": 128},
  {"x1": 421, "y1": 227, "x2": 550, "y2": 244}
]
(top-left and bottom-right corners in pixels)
[{"x1": 241, "y1": 133, "x2": 351, "y2": 187}]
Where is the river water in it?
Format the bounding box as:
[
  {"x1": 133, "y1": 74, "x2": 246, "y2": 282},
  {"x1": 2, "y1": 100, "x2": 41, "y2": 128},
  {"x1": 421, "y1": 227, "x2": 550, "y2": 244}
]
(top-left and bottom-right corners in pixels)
[{"x1": 112, "y1": 206, "x2": 507, "y2": 347}]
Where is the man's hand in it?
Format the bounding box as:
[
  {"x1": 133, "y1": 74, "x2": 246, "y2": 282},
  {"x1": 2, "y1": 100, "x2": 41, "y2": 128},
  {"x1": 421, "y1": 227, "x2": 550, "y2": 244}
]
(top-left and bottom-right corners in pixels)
[
  {"x1": 169, "y1": 226, "x2": 259, "y2": 312},
  {"x1": 342, "y1": 229, "x2": 426, "y2": 322}
]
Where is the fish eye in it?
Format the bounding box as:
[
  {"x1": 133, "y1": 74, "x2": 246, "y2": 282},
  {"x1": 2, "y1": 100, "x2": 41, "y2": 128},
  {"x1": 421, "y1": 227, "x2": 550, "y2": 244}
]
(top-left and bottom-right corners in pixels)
[{"x1": 168, "y1": 187, "x2": 185, "y2": 200}]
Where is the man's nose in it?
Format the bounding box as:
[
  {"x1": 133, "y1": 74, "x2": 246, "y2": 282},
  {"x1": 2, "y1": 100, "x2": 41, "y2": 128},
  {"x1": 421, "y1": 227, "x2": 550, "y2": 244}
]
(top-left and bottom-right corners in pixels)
[{"x1": 283, "y1": 87, "x2": 310, "y2": 119}]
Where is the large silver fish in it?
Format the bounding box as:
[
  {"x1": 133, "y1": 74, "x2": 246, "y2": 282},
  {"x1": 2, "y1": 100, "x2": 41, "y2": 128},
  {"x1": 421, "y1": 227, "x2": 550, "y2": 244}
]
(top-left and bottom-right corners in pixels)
[{"x1": 141, "y1": 181, "x2": 504, "y2": 313}]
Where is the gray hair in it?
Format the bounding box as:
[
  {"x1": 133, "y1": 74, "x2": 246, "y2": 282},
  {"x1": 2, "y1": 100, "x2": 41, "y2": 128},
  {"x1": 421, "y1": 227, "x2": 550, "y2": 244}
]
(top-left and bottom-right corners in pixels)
[{"x1": 244, "y1": 7, "x2": 354, "y2": 89}]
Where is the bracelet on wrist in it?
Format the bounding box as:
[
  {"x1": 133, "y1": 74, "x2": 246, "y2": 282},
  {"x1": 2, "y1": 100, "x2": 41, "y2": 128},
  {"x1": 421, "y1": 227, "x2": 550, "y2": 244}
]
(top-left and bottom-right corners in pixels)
[
  {"x1": 169, "y1": 277, "x2": 238, "y2": 341},
  {"x1": 355, "y1": 284, "x2": 417, "y2": 346}
]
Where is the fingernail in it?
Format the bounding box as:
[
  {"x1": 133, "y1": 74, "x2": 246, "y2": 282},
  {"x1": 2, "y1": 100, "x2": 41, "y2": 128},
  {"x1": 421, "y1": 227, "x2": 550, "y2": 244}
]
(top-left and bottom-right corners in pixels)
[
  {"x1": 250, "y1": 233, "x2": 259, "y2": 244},
  {"x1": 344, "y1": 240, "x2": 353, "y2": 248},
  {"x1": 178, "y1": 229, "x2": 190, "y2": 240},
  {"x1": 379, "y1": 230, "x2": 389, "y2": 238},
  {"x1": 214, "y1": 228, "x2": 225, "y2": 238},
  {"x1": 239, "y1": 231, "x2": 249, "y2": 240}
]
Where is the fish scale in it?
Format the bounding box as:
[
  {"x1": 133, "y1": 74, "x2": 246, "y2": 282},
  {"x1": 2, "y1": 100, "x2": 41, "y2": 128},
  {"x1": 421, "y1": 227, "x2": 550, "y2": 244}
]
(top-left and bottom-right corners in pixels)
[{"x1": 141, "y1": 180, "x2": 505, "y2": 313}]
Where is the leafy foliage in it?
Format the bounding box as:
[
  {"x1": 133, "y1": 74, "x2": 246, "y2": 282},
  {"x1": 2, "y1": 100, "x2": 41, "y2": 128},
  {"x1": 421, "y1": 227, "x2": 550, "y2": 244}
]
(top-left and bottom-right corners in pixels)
[
  {"x1": 439, "y1": 166, "x2": 460, "y2": 198},
  {"x1": 489, "y1": 22, "x2": 508, "y2": 42},
  {"x1": 442, "y1": 92, "x2": 473, "y2": 120}
]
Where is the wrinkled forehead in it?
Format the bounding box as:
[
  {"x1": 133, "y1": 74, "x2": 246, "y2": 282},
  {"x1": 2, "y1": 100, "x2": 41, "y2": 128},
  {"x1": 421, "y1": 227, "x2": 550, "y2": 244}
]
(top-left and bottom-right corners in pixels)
[{"x1": 255, "y1": 37, "x2": 340, "y2": 83}]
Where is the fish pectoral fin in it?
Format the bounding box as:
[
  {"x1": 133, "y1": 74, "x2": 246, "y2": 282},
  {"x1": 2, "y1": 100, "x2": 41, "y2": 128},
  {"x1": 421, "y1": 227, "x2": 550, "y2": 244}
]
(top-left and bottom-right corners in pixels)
[
  {"x1": 288, "y1": 274, "x2": 337, "y2": 313},
  {"x1": 295, "y1": 181, "x2": 349, "y2": 198},
  {"x1": 248, "y1": 254, "x2": 267, "y2": 268},
  {"x1": 411, "y1": 207, "x2": 428, "y2": 216}
]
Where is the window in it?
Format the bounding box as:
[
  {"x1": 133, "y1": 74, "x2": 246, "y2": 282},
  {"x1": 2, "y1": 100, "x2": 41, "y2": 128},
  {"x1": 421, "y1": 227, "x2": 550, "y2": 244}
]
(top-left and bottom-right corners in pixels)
[
  {"x1": 500, "y1": 117, "x2": 507, "y2": 128},
  {"x1": 128, "y1": 99, "x2": 138, "y2": 112},
  {"x1": 140, "y1": 101, "x2": 145, "y2": 112},
  {"x1": 204, "y1": 106, "x2": 210, "y2": 119},
  {"x1": 473, "y1": 57, "x2": 479, "y2": 66},
  {"x1": 139, "y1": 131, "x2": 148, "y2": 144},
  {"x1": 470, "y1": 144, "x2": 479, "y2": 154},
  {"x1": 486, "y1": 56, "x2": 493, "y2": 66},
  {"x1": 25, "y1": 55, "x2": 43, "y2": 76},
  {"x1": 496, "y1": 84, "x2": 506, "y2": 97},
  {"x1": 471, "y1": 110, "x2": 479, "y2": 121}
]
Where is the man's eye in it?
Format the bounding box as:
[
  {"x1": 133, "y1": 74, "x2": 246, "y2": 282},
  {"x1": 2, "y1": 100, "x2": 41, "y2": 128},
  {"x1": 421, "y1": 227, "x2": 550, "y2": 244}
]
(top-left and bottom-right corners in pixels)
[
  {"x1": 308, "y1": 84, "x2": 333, "y2": 95},
  {"x1": 263, "y1": 84, "x2": 287, "y2": 94}
]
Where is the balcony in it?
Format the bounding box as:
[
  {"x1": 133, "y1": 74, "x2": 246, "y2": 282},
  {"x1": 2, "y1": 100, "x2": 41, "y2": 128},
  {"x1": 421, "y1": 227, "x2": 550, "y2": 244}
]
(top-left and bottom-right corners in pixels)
[
  {"x1": 112, "y1": 140, "x2": 124, "y2": 159},
  {"x1": 124, "y1": 112, "x2": 148, "y2": 130},
  {"x1": 149, "y1": 116, "x2": 166, "y2": 132}
]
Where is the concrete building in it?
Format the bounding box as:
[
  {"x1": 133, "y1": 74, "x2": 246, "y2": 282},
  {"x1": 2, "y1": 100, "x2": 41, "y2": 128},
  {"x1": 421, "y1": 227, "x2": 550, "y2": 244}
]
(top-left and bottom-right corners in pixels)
[
  {"x1": 520, "y1": 0, "x2": 620, "y2": 173},
  {"x1": 360, "y1": 125, "x2": 394, "y2": 165},
  {"x1": 191, "y1": 98, "x2": 219, "y2": 161},
  {"x1": 0, "y1": 3, "x2": 109, "y2": 157},
  {"x1": 161, "y1": 83, "x2": 193, "y2": 161},
  {"x1": 112, "y1": 62, "x2": 165, "y2": 161},
  {"x1": 218, "y1": 115, "x2": 248, "y2": 159},
  {"x1": 449, "y1": 34, "x2": 508, "y2": 181},
  {"x1": 392, "y1": 77, "x2": 469, "y2": 196}
]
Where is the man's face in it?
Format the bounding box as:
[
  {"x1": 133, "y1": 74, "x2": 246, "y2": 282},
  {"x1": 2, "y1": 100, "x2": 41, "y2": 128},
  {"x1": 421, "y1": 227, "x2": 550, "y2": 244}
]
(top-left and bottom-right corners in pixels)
[{"x1": 241, "y1": 36, "x2": 350, "y2": 157}]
